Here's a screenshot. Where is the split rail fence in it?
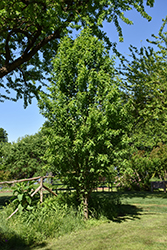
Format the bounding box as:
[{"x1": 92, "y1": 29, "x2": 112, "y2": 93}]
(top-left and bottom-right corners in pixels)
[
  {"x1": 0, "y1": 176, "x2": 57, "y2": 219},
  {"x1": 0, "y1": 176, "x2": 112, "y2": 219}
]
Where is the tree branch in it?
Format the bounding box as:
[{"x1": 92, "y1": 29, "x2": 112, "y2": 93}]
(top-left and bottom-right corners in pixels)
[
  {"x1": 0, "y1": 28, "x2": 61, "y2": 78},
  {"x1": 0, "y1": 0, "x2": 89, "y2": 79}
]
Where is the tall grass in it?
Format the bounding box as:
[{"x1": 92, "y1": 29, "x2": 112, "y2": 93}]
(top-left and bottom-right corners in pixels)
[
  {"x1": 0, "y1": 195, "x2": 84, "y2": 249},
  {"x1": 0, "y1": 192, "x2": 120, "y2": 250}
]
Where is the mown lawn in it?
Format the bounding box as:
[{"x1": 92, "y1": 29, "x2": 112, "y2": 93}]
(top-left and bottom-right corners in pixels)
[
  {"x1": 33, "y1": 214, "x2": 167, "y2": 250},
  {"x1": 1, "y1": 190, "x2": 167, "y2": 250},
  {"x1": 30, "y1": 191, "x2": 167, "y2": 250}
]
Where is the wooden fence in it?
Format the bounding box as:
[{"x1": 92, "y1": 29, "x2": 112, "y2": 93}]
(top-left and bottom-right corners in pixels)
[
  {"x1": 52, "y1": 182, "x2": 112, "y2": 194},
  {"x1": 0, "y1": 177, "x2": 113, "y2": 194},
  {"x1": 0, "y1": 175, "x2": 57, "y2": 202},
  {"x1": 0, "y1": 176, "x2": 113, "y2": 219},
  {"x1": 0, "y1": 176, "x2": 57, "y2": 219}
]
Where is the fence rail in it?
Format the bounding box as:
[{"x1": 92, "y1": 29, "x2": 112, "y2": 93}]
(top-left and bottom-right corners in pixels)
[
  {"x1": 0, "y1": 176, "x2": 113, "y2": 219},
  {"x1": 0, "y1": 176, "x2": 44, "y2": 185},
  {"x1": 0, "y1": 176, "x2": 57, "y2": 219}
]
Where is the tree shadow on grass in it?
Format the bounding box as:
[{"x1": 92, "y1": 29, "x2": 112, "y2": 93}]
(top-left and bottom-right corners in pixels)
[
  {"x1": 0, "y1": 228, "x2": 48, "y2": 250},
  {"x1": 89, "y1": 192, "x2": 143, "y2": 223},
  {"x1": 0, "y1": 195, "x2": 12, "y2": 209},
  {"x1": 113, "y1": 204, "x2": 143, "y2": 223},
  {"x1": 118, "y1": 190, "x2": 167, "y2": 200}
]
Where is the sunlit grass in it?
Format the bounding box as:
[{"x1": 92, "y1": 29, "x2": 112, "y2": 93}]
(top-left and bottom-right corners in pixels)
[
  {"x1": 1, "y1": 191, "x2": 167, "y2": 250},
  {"x1": 29, "y1": 213, "x2": 167, "y2": 250}
]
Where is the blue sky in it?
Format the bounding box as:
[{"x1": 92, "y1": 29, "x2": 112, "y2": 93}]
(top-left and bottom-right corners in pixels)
[{"x1": 1, "y1": 0, "x2": 167, "y2": 143}]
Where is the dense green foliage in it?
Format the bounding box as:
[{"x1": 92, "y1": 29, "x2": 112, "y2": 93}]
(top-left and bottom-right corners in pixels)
[
  {"x1": 38, "y1": 28, "x2": 131, "y2": 218},
  {"x1": 121, "y1": 17, "x2": 167, "y2": 150},
  {"x1": 0, "y1": 133, "x2": 47, "y2": 180},
  {"x1": 11, "y1": 181, "x2": 37, "y2": 212},
  {"x1": 0, "y1": 128, "x2": 8, "y2": 143},
  {"x1": 0, "y1": 0, "x2": 154, "y2": 106},
  {"x1": 113, "y1": 18, "x2": 167, "y2": 190}
]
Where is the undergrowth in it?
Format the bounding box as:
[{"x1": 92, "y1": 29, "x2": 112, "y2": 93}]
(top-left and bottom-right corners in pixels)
[{"x1": 0, "y1": 192, "x2": 120, "y2": 250}]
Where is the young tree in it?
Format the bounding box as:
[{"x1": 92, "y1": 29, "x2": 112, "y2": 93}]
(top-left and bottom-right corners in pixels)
[
  {"x1": 38, "y1": 28, "x2": 130, "y2": 219},
  {"x1": 0, "y1": 0, "x2": 154, "y2": 106}
]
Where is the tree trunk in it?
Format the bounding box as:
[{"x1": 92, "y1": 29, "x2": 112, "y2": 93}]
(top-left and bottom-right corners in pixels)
[{"x1": 83, "y1": 195, "x2": 88, "y2": 220}]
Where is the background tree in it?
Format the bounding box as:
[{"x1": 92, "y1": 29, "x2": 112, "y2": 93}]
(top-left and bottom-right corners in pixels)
[
  {"x1": 0, "y1": 141, "x2": 12, "y2": 181},
  {"x1": 119, "y1": 143, "x2": 167, "y2": 191},
  {"x1": 0, "y1": 127, "x2": 8, "y2": 143},
  {"x1": 38, "y1": 28, "x2": 130, "y2": 219},
  {"x1": 0, "y1": 0, "x2": 154, "y2": 106},
  {"x1": 149, "y1": 142, "x2": 167, "y2": 180},
  {"x1": 121, "y1": 17, "x2": 167, "y2": 150},
  {"x1": 0, "y1": 132, "x2": 47, "y2": 180},
  {"x1": 116, "y1": 17, "x2": 167, "y2": 189}
]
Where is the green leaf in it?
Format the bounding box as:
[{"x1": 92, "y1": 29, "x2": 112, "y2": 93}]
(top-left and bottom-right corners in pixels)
[
  {"x1": 18, "y1": 194, "x2": 23, "y2": 202},
  {"x1": 18, "y1": 204, "x2": 24, "y2": 212},
  {"x1": 27, "y1": 205, "x2": 33, "y2": 210}
]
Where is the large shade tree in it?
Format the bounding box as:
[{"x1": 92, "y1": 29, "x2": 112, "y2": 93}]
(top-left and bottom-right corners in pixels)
[
  {"x1": 0, "y1": 0, "x2": 154, "y2": 106},
  {"x1": 38, "y1": 28, "x2": 130, "y2": 219}
]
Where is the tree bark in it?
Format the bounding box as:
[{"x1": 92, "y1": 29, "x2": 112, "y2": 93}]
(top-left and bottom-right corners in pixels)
[{"x1": 83, "y1": 195, "x2": 88, "y2": 220}]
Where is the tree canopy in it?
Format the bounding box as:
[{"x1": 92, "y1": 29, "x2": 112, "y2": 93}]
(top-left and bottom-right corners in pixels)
[
  {"x1": 38, "y1": 28, "x2": 130, "y2": 218},
  {"x1": 120, "y1": 16, "x2": 167, "y2": 150},
  {"x1": 0, "y1": 133, "x2": 47, "y2": 180},
  {"x1": 0, "y1": 0, "x2": 154, "y2": 106},
  {"x1": 0, "y1": 127, "x2": 8, "y2": 142},
  {"x1": 115, "y1": 17, "x2": 167, "y2": 190}
]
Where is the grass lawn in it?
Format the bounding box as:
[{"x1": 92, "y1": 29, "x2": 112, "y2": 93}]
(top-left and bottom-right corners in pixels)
[
  {"x1": 1, "y1": 190, "x2": 167, "y2": 250},
  {"x1": 30, "y1": 191, "x2": 167, "y2": 250},
  {"x1": 33, "y1": 214, "x2": 167, "y2": 250}
]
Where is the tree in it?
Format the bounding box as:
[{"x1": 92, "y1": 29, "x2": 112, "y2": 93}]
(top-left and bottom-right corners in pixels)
[
  {"x1": 120, "y1": 16, "x2": 167, "y2": 151},
  {"x1": 38, "y1": 28, "x2": 130, "y2": 219},
  {"x1": 118, "y1": 143, "x2": 167, "y2": 190},
  {"x1": 115, "y1": 17, "x2": 167, "y2": 190},
  {"x1": 0, "y1": 127, "x2": 8, "y2": 142},
  {"x1": 0, "y1": 132, "x2": 47, "y2": 179},
  {"x1": 0, "y1": 142, "x2": 12, "y2": 181},
  {"x1": 0, "y1": 0, "x2": 154, "y2": 106},
  {"x1": 149, "y1": 142, "x2": 167, "y2": 180}
]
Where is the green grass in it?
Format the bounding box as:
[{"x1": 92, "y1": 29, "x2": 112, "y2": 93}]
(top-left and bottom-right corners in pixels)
[
  {"x1": 33, "y1": 213, "x2": 167, "y2": 250},
  {"x1": 1, "y1": 190, "x2": 167, "y2": 250}
]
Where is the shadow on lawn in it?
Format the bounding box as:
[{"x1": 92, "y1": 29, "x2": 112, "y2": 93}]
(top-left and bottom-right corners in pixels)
[
  {"x1": 0, "y1": 195, "x2": 12, "y2": 210},
  {"x1": 114, "y1": 204, "x2": 143, "y2": 223},
  {"x1": 0, "y1": 227, "x2": 49, "y2": 250},
  {"x1": 118, "y1": 190, "x2": 167, "y2": 200},
  {"x1": 89, "y1": 192, "x2": 143, "y2": 223}
]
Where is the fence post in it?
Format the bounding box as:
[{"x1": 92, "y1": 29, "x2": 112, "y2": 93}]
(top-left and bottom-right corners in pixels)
[{"x1": 40, "y1": 177, "x2": 43, "y2": 203}]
